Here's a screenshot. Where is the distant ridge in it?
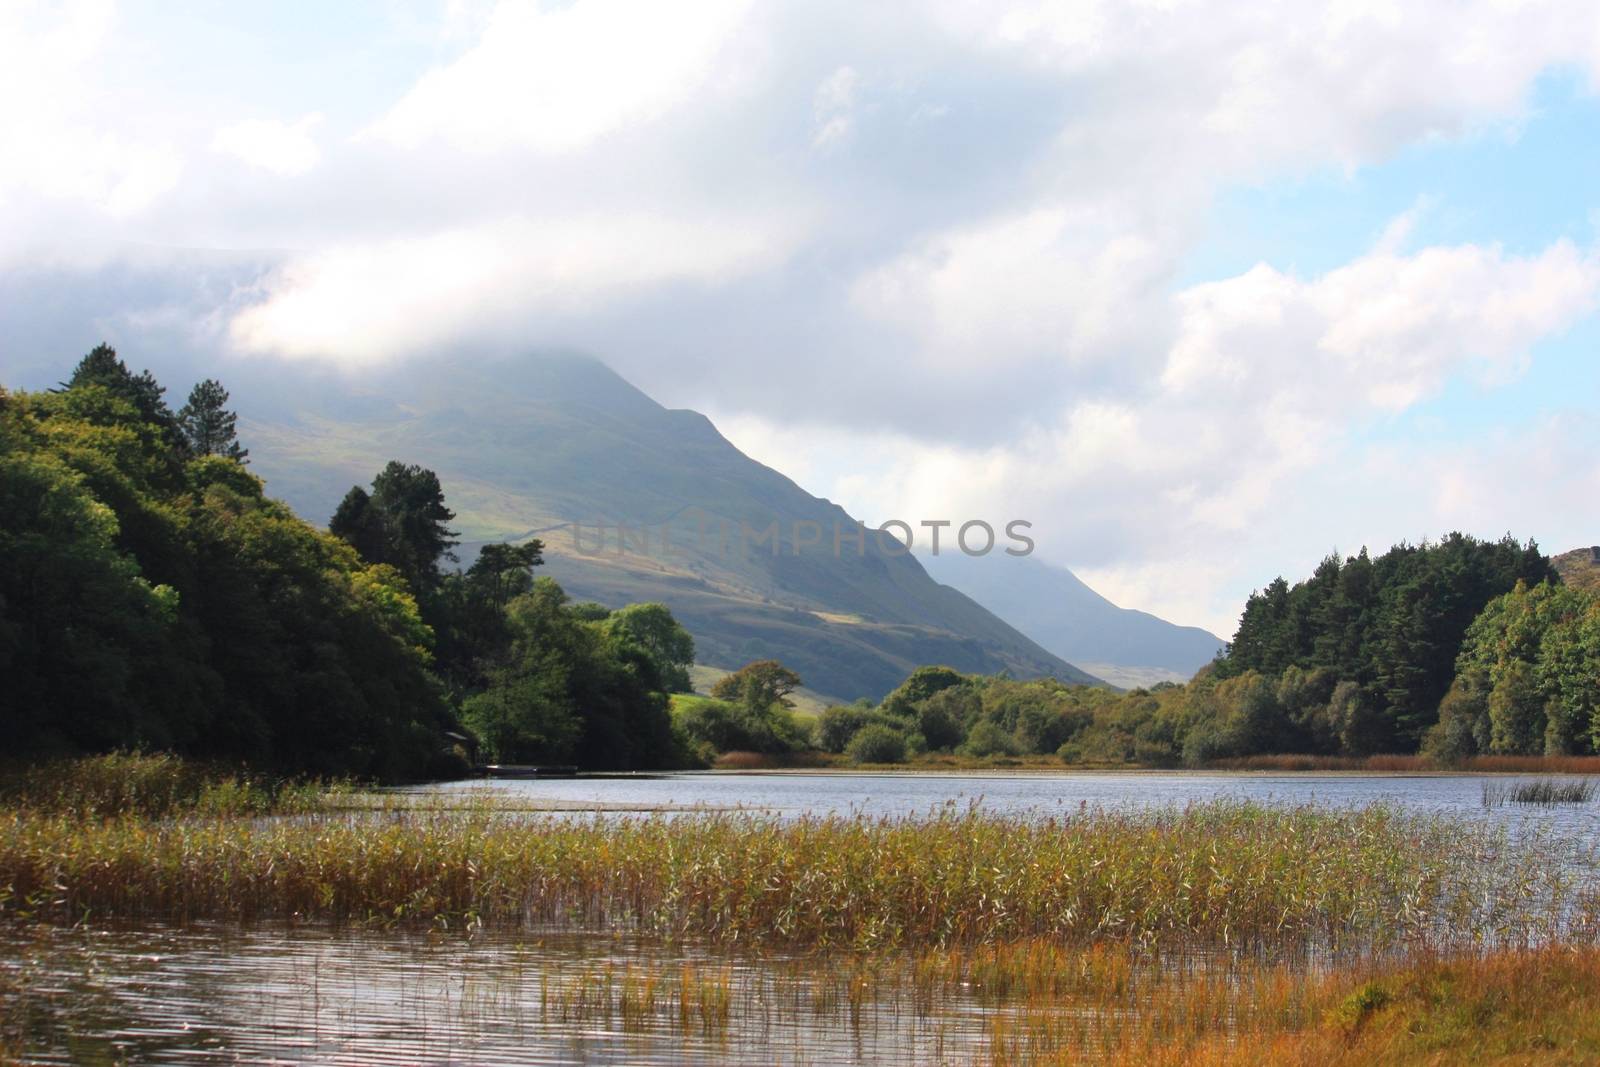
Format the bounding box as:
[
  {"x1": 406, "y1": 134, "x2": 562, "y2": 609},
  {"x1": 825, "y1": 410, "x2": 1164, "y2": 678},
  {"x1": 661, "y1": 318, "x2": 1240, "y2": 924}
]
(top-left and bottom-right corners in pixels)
[
  {"x1": 1553, "y1": 546, "x2": 1600, "y2": 593},
  {"x1": 245, "y1": 352, "x2": 1101, "y2": 701},
  {"x1": 918, "y1": 551, "x2": 1225, "y2": 684}
]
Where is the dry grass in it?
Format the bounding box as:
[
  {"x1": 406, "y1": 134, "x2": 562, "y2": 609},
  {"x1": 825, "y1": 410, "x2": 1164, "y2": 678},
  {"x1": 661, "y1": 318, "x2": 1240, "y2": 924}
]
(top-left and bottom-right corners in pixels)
[
  {"x1": 1464, "y1": 755, "x2": 1600, "y2": 775},
  {"x1": 0, "y1": 799, "x2": 1592, "y2": 953},
  {"x1": 0, "y1": 752, "x2": 338, "y2": 818},
  {"x1": 1091, "y1": 946, "x2": 1600, "y2": 1066},
  {"x1": 709, "y1": 750, "x2": 830, "y2": 770}
]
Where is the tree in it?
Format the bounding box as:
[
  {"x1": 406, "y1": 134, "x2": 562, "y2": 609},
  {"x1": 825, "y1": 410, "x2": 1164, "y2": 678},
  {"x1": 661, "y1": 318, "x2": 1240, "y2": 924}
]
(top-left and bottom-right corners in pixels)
[
  {"x1": 330, "y1": 461, "x2": 459, "y2": 593},
  {"x1": 711, "y1": 659, "x2": 802, "y2": 713},
  {"x1": 459, "y1": 578, "x2": 682, "y2": 769},
  {"x1": 329, "y1": 487, "x2": 389, "y2": 565},
  {"x1": 177, "y1": 379, "x2": 247, "y2": 461},
  {"x1": 369, "y1": 461, "x2": 458, "y2": 591},
  {"x1": 3, "y1": 367, "x2": 451, "y2": 780},
  {"x1": 61, "y1": 344, "x2": 178, "y2": 441},
  {"x1": 606, "y1": 602, "x2": 694, "y2": 692},
  {"x1": 466, "y1": 541, "x2": 544, "y2": 611}
]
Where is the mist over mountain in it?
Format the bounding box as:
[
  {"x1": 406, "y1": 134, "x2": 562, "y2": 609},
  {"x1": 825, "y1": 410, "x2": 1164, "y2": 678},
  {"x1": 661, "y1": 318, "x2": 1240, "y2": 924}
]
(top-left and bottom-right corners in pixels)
[{"x1": 240, "y1": 352, "x2": 1104, "y2": 701}]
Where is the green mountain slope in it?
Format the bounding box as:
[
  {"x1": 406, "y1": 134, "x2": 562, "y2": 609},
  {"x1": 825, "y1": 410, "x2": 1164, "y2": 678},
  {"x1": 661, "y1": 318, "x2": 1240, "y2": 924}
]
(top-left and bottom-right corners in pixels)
[{"x1": 244, "y1": 353, "x2": 1101, "y2": 701}]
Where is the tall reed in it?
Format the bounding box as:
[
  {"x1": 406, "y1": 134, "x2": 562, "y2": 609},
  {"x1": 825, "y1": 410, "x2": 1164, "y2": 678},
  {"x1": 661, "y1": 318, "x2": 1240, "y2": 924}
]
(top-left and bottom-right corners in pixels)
[
  {"x1": 0, "y1": 801, "x2": 1592, "y2": 953},
  {"x1": 0, "y1": 753, "x2": 336, "y2": 818}
]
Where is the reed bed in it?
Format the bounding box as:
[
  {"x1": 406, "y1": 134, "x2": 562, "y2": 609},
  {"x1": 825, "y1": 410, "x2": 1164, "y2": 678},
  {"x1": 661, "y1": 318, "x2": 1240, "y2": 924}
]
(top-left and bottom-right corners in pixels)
[
  {"x1": 0, "y1": 800, "x2": 1593, "y2": 953},
  {"x1": 0, "y1": 752, "x2": 338, "y2": 819},
  {"x1": 1482, "y1": 777, "x2": 1597, "y2": 807}
]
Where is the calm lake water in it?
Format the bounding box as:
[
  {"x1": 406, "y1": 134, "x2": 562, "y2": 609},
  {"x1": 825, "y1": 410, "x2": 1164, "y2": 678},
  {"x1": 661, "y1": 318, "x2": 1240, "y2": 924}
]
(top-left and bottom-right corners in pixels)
[
  {"x1": 5, "y1": 771, "x2": 1598, "y2": 1065},
  {"x1": 410, "y1": 769, "x2": 1600, "y2": 840}
]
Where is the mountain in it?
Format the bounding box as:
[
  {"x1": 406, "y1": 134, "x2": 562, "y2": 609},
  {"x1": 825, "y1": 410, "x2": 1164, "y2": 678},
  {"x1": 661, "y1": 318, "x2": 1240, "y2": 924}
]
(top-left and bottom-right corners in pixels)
[
  {"x1": 1553, "y1": 546, "x2": 1600, "y2": 593},
  {"x1": 242, "y1": 353, "x2": 1102, "y2": 701},
  {"x1": 917, "y1": 551, "x2": 1225, "y2": 687}
]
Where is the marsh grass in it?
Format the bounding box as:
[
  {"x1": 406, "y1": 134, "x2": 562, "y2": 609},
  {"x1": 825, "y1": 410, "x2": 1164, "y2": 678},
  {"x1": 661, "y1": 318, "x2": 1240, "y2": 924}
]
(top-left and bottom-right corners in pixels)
[
  {"x1": 0, "y1": 753, "x2": 339, "y2": 819},
  {"x1": 3, "y1": 757, "x2": 1599, "y2": 1064},
  {"x1": 0, "y1": 798, "x2": 1593, "y2": 955},
  {"x1": 1482, "y1": 777, "x2": 1597, "y2": 808}
]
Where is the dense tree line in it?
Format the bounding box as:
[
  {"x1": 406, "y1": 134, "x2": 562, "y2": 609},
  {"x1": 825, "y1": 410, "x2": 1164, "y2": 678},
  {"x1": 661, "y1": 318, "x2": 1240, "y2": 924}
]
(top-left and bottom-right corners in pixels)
[
  {"x1": 3, "y1": 348, "x2": 448, "y2": 778},
  {"x1": 1212, "y1": 535, "x2": 1554, "y2": 750},
  {"x1": 783, "y1": 536, "x2": 1588, "y2": 767},
  {"x1": 1431, "y1": 580, "x2": 1600, "y2": 759},
  {"x1": 2, "y1": 346, "x2": 699, "y2": 778}
]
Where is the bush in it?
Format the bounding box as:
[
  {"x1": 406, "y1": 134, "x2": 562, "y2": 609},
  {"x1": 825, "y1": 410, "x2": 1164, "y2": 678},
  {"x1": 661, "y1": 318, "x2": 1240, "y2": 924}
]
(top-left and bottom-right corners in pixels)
[
  {"x1": 960, "y1": 720, "x2": 1019, "y2": 758},
  {"x1": 916, "y1": 699, "x2": 965, "y2": 751},
  {"x1": 676, "y1": 698, "x2": 806, "y2": 756},
  {"x1": 815, "y1": 705, "x2": 869, "y2": 753},
  {"x1": 846, "y1": 724, "x2": 907, "y2": 764}
]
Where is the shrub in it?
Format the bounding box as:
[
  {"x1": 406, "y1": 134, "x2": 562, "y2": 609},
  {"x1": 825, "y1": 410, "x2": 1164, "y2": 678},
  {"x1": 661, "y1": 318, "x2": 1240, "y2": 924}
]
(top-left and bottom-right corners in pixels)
[
  {"x1": 916, "y1": 699, "x2": 965, "y2": 751},
  {"x1": 676, "y1": 698, "x2": 805, "y2": 756},
  {"x1": 846, "y1": 724, "x2": 907, "y2": 764},
  {"x1": 815, "y1": 705, "x2": 869, "y2": 753},
  {"x1": 960, "y1": 720, "x2": 1019, "y2": 759}
]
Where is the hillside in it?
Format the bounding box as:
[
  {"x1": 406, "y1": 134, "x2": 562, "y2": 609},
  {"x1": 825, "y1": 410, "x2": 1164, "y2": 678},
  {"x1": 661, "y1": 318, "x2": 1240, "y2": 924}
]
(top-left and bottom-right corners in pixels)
[
  {"x1": 243, "y1": 353, "x2": 1101, "y2": 701},
  {"x1": 1553, "y1": 546, "x2": 1600, "y2": 592},
  {"x1": 917, "y1": 552, "x2": 1224, "y2": 686}
]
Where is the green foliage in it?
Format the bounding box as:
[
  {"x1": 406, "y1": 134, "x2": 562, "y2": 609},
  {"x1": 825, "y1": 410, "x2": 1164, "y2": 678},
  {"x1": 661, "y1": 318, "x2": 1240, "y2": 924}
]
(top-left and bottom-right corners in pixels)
[
  {"x1": 1217, "y1": 535, "x2": 1554, "y2": 749},
  {"x1": 427, "y1": 540, "x2": 544, "y2": 695},
  {"x1": 1434, "y1": 580, "x2": 1600, "y2": 758},
  {"x1": 330, "y1": 461, "x2": 459, "y2": 594},
  {"x1": 960, "y1": 720, "x2": 1019, "y2": 758},
  {"x1": 815, "y1": 703, "x2": 871, "y2": 754},
  {"x1": 880, "y1": 665, "x2": 968, "y2": 717},
  {"x1": 711, "y1": 659, "x2": 802, "y2": 714},
  {"x1": 845, "y1": 723, "x2": 907, "y2": 764},
  {"x1": 2, "y1": 353, "x2": 453, "y2": 780},
  {"x1": 606, "y1": 602, "x2": 695, "y2": 693},
  {"x1": 674, "y1": 695, "x2": 805, "y2": 757},
  {"x1": 61, "y1": 344, "x2": 180, "y2": 449},
  {"x1": 460, "y1": 578, "x2": 685, "y2": 768},
  {"x1": 177, "y1": 378, "x2": 247, "y2": 462}
]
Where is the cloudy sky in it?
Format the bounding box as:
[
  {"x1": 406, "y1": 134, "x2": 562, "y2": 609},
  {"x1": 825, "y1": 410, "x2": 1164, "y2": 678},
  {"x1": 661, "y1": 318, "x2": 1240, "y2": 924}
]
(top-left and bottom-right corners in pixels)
[{"x1": 3, "y1": 0, "x2": 1600, "y2": 636}]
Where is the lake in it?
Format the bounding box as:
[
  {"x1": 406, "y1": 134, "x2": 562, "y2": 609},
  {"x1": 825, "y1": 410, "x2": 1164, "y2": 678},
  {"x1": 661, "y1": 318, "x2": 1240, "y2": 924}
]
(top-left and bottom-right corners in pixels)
[
  {"x1": 5, "y1": 770, "x2": 1597, "y2": 1065},
  {"x1": 410, "y1": 769, "x2": 1600, "y2": 840}
]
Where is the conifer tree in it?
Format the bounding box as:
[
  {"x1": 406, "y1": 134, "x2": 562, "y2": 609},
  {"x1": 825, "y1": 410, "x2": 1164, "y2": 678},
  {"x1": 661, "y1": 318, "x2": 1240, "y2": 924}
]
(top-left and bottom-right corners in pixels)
[{"x1": 177, "y1": 378, "x2": 248, "y2": 462}]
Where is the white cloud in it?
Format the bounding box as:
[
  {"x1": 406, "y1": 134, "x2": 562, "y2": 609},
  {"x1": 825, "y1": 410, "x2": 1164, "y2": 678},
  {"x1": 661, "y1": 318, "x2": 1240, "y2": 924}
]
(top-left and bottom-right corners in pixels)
[
  {"x1": 811, "y1": 65, "x2": 859, "y2": 148},
  {"x1": 365, "y1": 0, "x2": 759, "y2": 154},
  {"x1": 851, "y1": 205, "x2": 1171, "y2": 373},
  {"x1": 0, "y1": 1, "x2": 182, "y2": 230},
  {"x1": 211, "y1": 114, "x2": 323, "y2": 177},
  {"x1": 723, "y1": 229, "x2": 1600, "y2": 634},
  {"x1": 229, "y1": 210, "x2": 798, "y2": 362},
  {"x1": 6, "y1": 0, "x2": 1600, "y2": 636}
]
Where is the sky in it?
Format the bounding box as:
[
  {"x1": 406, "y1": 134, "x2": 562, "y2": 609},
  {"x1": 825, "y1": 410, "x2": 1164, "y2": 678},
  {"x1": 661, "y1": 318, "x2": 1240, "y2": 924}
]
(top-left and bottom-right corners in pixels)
[{"x1": 2, "y1": 0, "x2": 1599, "y2": 637}]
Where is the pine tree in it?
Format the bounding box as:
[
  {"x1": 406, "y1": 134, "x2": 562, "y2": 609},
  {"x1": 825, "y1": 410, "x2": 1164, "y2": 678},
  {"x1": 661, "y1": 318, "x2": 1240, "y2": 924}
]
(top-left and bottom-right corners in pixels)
[
  {"x1": 177, "y1": 378, "x2": 248, "y2": 462},
  {"x1": 62, "y1": 343, "x2": 179, "y2": 442}
]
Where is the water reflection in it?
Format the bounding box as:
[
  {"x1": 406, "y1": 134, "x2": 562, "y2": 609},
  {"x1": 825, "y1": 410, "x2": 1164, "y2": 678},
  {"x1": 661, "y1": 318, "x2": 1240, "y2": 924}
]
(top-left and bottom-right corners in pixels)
[{"x1": 2, "y1": 924, "x2": 1002, "y2": 1065}]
